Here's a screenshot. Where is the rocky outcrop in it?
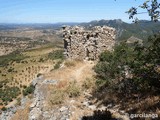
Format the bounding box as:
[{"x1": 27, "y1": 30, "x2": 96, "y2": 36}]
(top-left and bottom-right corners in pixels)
[
  {"x1": 62, "y1": 26, "x2": 116, "y2": 60},
  {"x1": 0, "y1": 107, "x2": 17, "y2": 120},
  {"x1": 0, "y1": 96, "x2": 30, "y2": 120},
  {"x1": 29, "y1": 76, "x2": 45, "y2": 120},
  {"x1": 29, "y1": 77, "x2": 59, "y2": 120}
]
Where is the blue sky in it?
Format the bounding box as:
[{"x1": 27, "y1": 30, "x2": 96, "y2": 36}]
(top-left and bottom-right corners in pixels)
[{"x1": 0, "y1": 0, "x2": 151, "y2": 23}]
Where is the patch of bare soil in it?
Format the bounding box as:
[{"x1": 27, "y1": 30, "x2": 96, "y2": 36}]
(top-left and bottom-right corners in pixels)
[{"x1": 45, "y1": 60, "x2": 95, "y2": 83}]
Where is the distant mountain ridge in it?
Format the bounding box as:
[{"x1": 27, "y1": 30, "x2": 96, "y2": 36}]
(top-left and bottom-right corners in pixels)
[
  {"x1": 1, "y1": 19, "x2": 160, "y2": 41},
  {"x1": 80, "y1": 19, "x2": 160, "y2": 41}
]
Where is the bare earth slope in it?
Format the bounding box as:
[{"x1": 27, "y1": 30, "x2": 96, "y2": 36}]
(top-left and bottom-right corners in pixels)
[
  {"x1": 45, "y1": 60, "x2": 95, "y2": 83},
  {"x1": 10, "y1": 60, "x2": 129, "y2": 120}
]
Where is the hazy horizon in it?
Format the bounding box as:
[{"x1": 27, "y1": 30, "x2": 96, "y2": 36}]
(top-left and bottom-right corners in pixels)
[{"x1": 0, "y1": 19, "x2": 128, "y2": 24}]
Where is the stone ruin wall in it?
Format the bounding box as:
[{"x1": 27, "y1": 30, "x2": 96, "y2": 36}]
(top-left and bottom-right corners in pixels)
[{"x1": 62, "y1": 26, "x2": 116, "y2": 60}]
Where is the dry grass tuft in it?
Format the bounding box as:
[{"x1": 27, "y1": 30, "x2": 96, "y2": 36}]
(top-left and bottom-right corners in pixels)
[
  {"x1": 49, "y1": 80, "x2": 81, "y2": 105},
  {"x1": 82, "y1": 78, "x2": 96, "y2": 90},
  {"x1": 46, "y1": 60, "x2": 95, "y2": 107},
  {"x1": 50, "y1": 87, "x2": 66, "y2": 105},
  {"x1": 66, "y1": 81, "x2": 81, "y2": 97},
  {"x1": 64, "y1": 60, "x2": 76, "y2": 67},
  {"x1": 11, "y1": 102, "x2": 31, "y2": 120}
]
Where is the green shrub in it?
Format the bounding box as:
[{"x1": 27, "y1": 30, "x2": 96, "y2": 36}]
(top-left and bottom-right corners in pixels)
[
  {"x1": 1, "y1": 107, "x2": 7, "y2": 111},
  {"x1": 54, "y1": 60, "x2": 63, "y2": 69},
  {"x1": 130, "y1": 34, "x2": 160, "y2": 90},
  {"x1": 37, "y1": 73, "x2": 42, "y2": 77},
  {"x1": 0, "y1": 50, "x2": 27, "y2": 66},
  {"x1": 48, "y1": 50, "x2": 64, "y2": 60},
  {"x1": 94, "y1": 34, "x2": 160, "y2": 93},
  {"x1": 23, "y1": 84, "x2": 35, "y2": 96},
  {"x1": 0, "y1": 86, "x2": 20, "y2": 104},
  {"x1": 7, "y1": 68, "x2": 14, "y2": 72},
  {"x1": 23, "y1": 85, "x2": 27, "y2": 89},
  {"x1": 38, "y1": 58, "x2": 44, "y2": 62},
  {"x1": 0, "y1": 84, "x2": 3, "y2": 88},
  {"x1": 94, "y1": 42, "x2": 134, "y2": 81}
]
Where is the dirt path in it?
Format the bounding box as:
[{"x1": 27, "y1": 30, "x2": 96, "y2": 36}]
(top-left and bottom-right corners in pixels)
[
  {"x1": 73, "y1": 65, "x2": 86, "y2": 80},
  {"x1": 45, "y1": 60, "x2": 95, "y2": 83}
]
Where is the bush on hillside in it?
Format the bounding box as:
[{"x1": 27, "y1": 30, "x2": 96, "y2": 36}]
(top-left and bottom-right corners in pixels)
[
  {"x1": 131, "y1": 34, "x2": 160, "y2": 90},
  {"x1": 23, "y1": 84, "x2": 35, "y2": 96},
  {"x1": 54, "y1": 60, "x2": 63, "y2": 69},
  {"x1": 48, "y1": 50, "x2": 64, "y2": 60},
  {"x1": 94, "y1": 42, "x2": 134, "y2": 82},
  {"x1": 94, "y1": 34, "x2": 160, "y2": 93},
  {"x1": 0, "y1": 86, "x2": 20, "y2": 104},
  {"x1": 1, "y1": 107, "x2": 7, "y2": 111},
  {"x1": 0, "y1": 50, "x2": 27, "y2": 66}
]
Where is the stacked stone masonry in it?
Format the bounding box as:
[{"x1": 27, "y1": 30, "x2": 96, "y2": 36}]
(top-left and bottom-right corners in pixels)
[{"x1": 62, "y1": 26, "x2": 116, "y2": 60}]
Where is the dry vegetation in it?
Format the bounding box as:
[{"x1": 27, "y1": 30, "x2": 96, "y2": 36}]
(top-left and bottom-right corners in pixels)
[
  {"x1": 10, "y1": 102, "x2": 31, "y2": 120},
  {"x1": 45, "y1": 60, "x2": 95, "y2": 83},
  {"x1": 0, "y1": 28, "x2": 63, "y2": 56},
  {"x1": 45, "y1": 60, "x2": 96, "y2": 107},
  {"x1": 49, "y1": 81, "x2": 81, "y2": 105}
]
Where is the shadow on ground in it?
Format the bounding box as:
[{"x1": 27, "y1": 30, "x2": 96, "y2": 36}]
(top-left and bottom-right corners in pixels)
[{"x1": 81, "y1": 109, "x2": 117, "y2": 120}]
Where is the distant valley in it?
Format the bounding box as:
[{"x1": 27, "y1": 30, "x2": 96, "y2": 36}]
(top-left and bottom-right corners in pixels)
[
  {"x1": 1, "y1": 20, "x2": 160, "y2": 42},
  {"x1": 0, "y1": 25, "x2": 63, "y2": 108}
]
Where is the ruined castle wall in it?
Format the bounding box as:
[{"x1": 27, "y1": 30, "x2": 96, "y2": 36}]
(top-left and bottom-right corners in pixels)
[{"x1": 62, "y1": 26, "x2": 116, "y2": 60}]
